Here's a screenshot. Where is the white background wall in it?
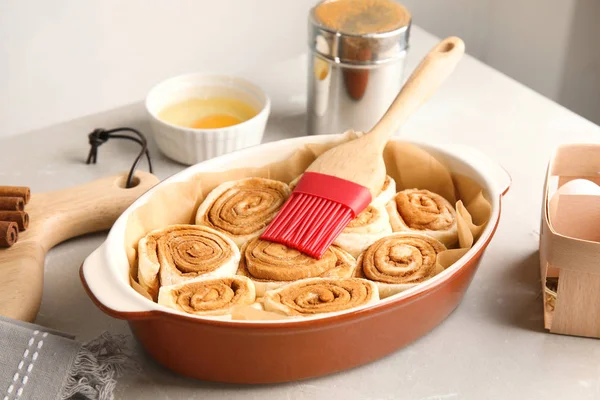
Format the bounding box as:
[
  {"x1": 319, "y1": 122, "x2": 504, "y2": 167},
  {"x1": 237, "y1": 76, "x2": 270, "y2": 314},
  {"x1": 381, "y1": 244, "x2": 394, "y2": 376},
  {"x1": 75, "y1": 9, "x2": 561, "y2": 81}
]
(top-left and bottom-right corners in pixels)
[
  {"x1": 404, "y1": 0, "x2": 578, "y2": 100},
  {"x1": 0, "y1": 0, "x2": 598, "y2": 137}
]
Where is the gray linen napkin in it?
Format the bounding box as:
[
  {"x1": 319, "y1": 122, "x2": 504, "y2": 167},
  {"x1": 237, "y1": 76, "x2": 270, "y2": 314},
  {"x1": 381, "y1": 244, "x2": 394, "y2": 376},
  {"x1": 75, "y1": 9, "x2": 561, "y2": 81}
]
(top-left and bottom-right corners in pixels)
[{"x1": 0, "y1": 316, "x2": 131, "y2": 400}]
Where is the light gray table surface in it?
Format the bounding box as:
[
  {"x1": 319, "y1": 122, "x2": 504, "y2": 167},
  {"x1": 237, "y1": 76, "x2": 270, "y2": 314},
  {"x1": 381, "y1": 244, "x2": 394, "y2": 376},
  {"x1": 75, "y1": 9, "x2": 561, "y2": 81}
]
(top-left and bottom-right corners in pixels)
[{"x1": 1, "y1": 27, "x2": 600, "y2": 400}]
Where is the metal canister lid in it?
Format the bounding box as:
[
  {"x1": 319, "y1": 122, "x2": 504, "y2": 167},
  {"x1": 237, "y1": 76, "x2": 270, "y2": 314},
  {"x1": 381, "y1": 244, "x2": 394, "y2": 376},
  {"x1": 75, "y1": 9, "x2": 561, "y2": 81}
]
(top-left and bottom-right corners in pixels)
[{"x1": 309, "y1": 0, "x2": 411, "y2": 65}]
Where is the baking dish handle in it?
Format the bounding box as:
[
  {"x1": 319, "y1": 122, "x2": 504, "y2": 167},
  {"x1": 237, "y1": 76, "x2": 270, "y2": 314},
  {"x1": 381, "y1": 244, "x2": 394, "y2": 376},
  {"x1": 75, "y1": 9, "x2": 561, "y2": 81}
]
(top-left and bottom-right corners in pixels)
[
  {"x1": 446, "y1": 144, "x2": 511, "y2": 196},
  {"x1": 80, "y1": 244, "x2": 153, "y2": 319}
]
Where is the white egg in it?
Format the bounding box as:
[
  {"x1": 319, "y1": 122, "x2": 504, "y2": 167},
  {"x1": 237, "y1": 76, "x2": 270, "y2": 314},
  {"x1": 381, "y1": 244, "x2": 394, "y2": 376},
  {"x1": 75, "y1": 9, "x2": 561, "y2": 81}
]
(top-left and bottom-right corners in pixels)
[{"x1": 557, "y1": 179, "x2": 600, "y2": 196}]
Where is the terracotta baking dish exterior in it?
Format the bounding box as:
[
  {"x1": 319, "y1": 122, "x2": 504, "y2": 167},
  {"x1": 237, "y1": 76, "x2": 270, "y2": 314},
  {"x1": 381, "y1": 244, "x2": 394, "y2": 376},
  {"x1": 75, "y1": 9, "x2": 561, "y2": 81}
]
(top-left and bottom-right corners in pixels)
[{"x1": 80, "y1": 135, "x2": 510, "y2": 384}]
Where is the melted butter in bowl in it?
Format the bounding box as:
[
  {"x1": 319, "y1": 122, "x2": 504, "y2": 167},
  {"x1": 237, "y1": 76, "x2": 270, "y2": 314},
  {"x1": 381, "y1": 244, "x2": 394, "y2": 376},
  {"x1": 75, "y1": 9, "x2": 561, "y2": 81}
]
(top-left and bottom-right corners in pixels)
[
  {"x1": 159, "y1": 97, "x2": 259, "y2": 130},
  {"x1": 145, "y1": 74, "x2": 270, "y2": 165}
]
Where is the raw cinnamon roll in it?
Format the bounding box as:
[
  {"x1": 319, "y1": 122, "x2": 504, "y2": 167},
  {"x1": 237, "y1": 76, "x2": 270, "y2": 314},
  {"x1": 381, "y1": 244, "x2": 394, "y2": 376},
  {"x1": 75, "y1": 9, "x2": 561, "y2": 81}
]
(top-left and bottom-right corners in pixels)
[
  {"x1": 333, "y1": 205, "x2": 392, "y2": 257},
  {"x1": 158, "y1": 276, "x2": 255, "y2": 317},
  {"x1": 195, "y1": 178, "x2": 290, "y2": 247},
  {"x1": 237, "y1": 238, "x2": 356, "y2": 296},
  {"x1": 355, "y1": 233, "x2": 446, "y2": 298},
  {"x1": 263, "y1": 278, "x2": 379, "y2": 316},
  {"x1": 137, "y1": 224, "x2": 239, "y2": 299},
  {"x1": 386, "y1": 189, "x2": 458, "y2": 247}
]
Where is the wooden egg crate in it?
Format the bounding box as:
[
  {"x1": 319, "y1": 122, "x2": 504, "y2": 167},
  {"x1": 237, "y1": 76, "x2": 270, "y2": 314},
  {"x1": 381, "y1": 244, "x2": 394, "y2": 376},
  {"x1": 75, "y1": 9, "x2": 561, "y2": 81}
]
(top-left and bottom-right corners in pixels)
[{"x1": 540, "y1": 144, "x2": 600, "y2": 338}]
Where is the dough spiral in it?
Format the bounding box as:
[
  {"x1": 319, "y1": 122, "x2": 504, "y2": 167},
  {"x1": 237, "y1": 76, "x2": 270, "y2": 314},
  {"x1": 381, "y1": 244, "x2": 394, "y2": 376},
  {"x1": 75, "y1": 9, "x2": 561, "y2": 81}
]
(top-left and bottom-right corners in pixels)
[
  {"x1": 386, "y1": 189, "x2": 458, "y2": 247},
  {"x1": 333, "y1": 205, "x2": 392, "y2": 257},
  {"x1": 237, "y1": 238, "x2": 356, "y2": 296},
  {"x1": 195, "y1": 178, "x2": 290, "y2": 247},
  {"x1": 158, "y1": 276, "x2": 255, "y2": 317},
  {"x1": 355, "y1": 233, "x2": 446, "y2": 298},
  {"x1": 263, "y1": 278, "x2": 379, "y2": 316},
  {"x1": 137, "y1": 224, "x2": 239, "y2": 298}
]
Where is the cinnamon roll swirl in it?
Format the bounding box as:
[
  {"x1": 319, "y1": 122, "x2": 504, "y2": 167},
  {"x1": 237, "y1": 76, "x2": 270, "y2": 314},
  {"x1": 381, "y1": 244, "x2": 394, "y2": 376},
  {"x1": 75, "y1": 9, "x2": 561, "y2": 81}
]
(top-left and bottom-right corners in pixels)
[
  {"x1": 158, "y1": 276, "x2": 256, "y2": 317},
  {"x1": 355, "y1": 233, "x2": 446, "y2": 298},
  {"x1": 386, "y1": 189, "x2": 458, "y2": 247},
  {"x1": 333, "y1": 205, "x2": 392, "y2": 257},
  {"x1": 137, "y1": 224, "x2": 239, "y2": 298},
  {"x1": 237, "y1": 238, "x2": 356, "y2": 296},
  {"x1": 263, "y1": 278, "x2": 379, "y2": 316},
  {"x1": 195, "y1": 178, "x2": 290, "y2": 247}
]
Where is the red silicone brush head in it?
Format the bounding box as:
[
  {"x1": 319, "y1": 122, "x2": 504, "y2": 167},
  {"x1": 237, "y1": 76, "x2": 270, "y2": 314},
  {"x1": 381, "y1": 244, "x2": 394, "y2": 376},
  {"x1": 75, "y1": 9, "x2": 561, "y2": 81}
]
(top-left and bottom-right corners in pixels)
[{"x1": 261, "y1": 172, "x2": 372, "y2": 258}]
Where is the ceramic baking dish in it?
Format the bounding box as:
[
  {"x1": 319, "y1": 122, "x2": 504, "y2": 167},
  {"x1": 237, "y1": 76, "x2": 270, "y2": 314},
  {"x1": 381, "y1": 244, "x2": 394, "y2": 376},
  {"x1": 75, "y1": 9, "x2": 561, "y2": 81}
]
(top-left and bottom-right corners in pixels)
[{"x1": 80, "y1": 134, "x2": 510, "y2": 384}]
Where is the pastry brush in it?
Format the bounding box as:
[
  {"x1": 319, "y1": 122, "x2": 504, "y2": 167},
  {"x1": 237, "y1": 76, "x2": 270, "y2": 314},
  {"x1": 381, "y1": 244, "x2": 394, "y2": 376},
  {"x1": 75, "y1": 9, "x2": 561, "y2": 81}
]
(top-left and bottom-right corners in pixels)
[{"x1": 261, "y1": 36, "x2": 465, "y2": 258}]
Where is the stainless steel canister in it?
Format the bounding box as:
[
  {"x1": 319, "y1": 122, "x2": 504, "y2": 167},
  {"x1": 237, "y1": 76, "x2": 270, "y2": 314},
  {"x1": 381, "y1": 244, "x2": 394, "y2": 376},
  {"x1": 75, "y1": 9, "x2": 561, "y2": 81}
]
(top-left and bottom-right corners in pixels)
[{"x1": 307, "y1": 0, "x2": 411, "y2": 135}]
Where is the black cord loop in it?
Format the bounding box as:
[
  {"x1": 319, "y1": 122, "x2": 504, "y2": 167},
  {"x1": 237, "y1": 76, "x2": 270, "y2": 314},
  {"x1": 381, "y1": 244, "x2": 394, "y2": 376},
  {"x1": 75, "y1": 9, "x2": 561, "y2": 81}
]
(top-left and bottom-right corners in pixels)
[{"x1": 86, "y1": 127, "x2": 153, "y2": 188}]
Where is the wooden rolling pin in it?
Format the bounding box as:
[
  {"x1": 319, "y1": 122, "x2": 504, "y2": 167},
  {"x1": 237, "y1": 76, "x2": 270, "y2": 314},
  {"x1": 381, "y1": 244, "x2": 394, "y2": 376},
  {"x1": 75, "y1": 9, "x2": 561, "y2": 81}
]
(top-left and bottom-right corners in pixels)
[{"x1": 0, "y1": 171, "x2": 159, "y2": 322}]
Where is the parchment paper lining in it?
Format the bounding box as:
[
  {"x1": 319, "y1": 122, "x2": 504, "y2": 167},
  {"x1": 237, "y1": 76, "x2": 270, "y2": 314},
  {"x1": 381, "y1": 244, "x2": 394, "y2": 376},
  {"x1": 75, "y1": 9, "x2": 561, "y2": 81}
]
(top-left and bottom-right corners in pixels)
[{"x1": 123, "y1": 131, "x2": 492, "y2": 318}]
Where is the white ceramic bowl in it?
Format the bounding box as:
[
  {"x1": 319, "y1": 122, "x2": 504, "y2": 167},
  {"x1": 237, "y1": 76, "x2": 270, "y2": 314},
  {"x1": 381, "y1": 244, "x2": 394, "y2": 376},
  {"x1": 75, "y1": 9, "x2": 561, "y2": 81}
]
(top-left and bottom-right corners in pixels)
[{"x1": 145, "y1": 74, "x2": 271, "y2": 165}]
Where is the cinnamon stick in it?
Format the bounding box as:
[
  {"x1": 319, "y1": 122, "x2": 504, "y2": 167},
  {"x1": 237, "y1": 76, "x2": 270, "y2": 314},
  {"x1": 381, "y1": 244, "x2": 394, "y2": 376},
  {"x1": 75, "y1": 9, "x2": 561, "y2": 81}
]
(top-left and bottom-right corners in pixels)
[
  {"x1": 0, "y1": 221, "x2": 18, "y2": 247},
  {"x1": 0, "y1": 186, "x2": 30, "y2": 204},
  {"x1": 0, "y1": 197, "x2": 24, "y2": 211},
  {"x1": 0, "y1": 211, "x2": 29, "y2": 231}
]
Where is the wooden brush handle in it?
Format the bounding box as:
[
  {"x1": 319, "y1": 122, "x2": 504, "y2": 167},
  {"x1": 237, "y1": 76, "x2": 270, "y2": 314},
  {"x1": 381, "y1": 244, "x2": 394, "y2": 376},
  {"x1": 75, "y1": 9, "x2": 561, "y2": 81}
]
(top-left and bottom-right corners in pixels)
[
  {"x1": 0, "y1": 171, "x2": 159, "y2": 322},
  {"x1": 368, "y1": 36, "x2": 465, "y2": 146}
]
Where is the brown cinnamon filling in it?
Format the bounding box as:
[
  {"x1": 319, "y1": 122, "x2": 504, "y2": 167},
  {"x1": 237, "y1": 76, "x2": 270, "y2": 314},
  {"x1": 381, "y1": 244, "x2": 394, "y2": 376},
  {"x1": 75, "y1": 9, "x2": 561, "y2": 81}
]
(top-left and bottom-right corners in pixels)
[
  {"x1": 346, "y1": 205, "x2": 379, "y2": 228},
  {"x1": 144, "y1": 226, "x2": 233, "y2": 276},
  {"x1": 173, "y1": 278, "x2": 252, "y2": 313},
  {"x1": 394, "y1": 189, "x2": 455, "y2": 231},
  {"x1": 238, "y1": 238, "x2": 351, "y2": 282},
  {"x1": 358, "y1": 234, "x2": 445, "y2": 284},
  {"x1": 203, "y1": 178, "x2": 288, "y2": 236},
  {"x1": 381, "y1": 176, "x2": 391, "y2": 192},
  {"x1": 272, "y1": 278, "x2": 374, "y2": 315}
]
